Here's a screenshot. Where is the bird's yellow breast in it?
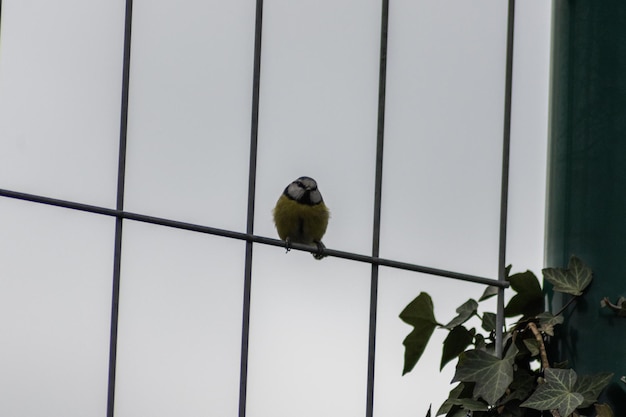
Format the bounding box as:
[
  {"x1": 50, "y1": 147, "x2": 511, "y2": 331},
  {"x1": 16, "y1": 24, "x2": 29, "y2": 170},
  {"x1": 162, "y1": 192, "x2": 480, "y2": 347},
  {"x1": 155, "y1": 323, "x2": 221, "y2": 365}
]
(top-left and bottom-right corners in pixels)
[{"x1": 273, "y1": 195, "x2": 329, "y2": 244}]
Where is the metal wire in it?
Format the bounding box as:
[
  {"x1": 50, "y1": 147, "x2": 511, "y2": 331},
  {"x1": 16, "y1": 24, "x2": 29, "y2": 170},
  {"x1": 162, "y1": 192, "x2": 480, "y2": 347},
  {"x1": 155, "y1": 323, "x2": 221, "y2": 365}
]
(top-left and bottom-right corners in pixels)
[
  {"x1": 496, "y1": 0, "x2": 516, "y2": 358},
  {"x1": 107, "y1": 1, "x2": 133, "y2": 416},
  {"x1": 239, "y1": 0, "x2": 264, "y2": 416},
  {"x1": 0, "y1": 188, "x2": 509, "y2": 289},
  {"x1": 366, "y1": 0, "x2": 390, "y2": 415}
]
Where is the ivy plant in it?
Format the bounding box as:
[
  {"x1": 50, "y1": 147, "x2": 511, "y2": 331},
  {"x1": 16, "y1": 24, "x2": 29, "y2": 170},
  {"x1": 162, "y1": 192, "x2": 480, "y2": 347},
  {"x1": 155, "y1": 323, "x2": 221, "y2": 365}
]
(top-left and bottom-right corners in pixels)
[{"x1": 400, "y1": 256, "x2": 615, "y2": 417}]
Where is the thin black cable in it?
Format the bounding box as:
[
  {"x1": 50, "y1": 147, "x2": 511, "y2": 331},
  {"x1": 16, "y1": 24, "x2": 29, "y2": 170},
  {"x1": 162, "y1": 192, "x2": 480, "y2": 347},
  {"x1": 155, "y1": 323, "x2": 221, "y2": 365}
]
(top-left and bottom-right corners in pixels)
[
  {"x1": 239, "y1": 1, "x2": 264, "y2": 416},
  {"x1": 366, "y1": 0, "x2": 389, "y2": 415},
  {"x1": 0, "y1": 188, "x2": 509, "y2": 289},
  {"x1": 496, "y1": 0, "x2": 515, "y2": 358},
  {"x1": 107, "y1": 1, "x2": 133, "y2": 416}
]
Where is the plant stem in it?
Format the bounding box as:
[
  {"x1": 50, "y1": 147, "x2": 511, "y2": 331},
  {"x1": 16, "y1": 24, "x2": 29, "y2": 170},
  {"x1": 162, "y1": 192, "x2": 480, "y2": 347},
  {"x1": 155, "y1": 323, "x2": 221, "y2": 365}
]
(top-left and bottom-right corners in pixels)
[
  {"x1": 526, "y1": 323, "x2": 564, "y2": 417},
  {"x1": 554, "y1": 295, "x2": 578, "y2": 317}
]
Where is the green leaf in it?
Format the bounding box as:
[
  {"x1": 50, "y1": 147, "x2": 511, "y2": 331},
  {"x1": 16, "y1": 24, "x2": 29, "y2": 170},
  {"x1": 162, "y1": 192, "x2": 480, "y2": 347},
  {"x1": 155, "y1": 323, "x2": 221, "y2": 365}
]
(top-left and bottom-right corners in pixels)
[
  {"x1": 474, "y1": 333, "x2": 487, "y2": 351},
  {"x1": 542, "y1": 267, "x2": 569, "y2": 291},
  {"x1": 481, "y1": 312, "x2": 497, "y2": 332},
  {"x1": 436, "y1": 383, "x2": 472, "y2": 416},
  {"x1": 447, "y1": 398, "x2": 489, "y2": 411},
  {"x1": 508, "y1": 270, "x2": 542, "y2": 294},
  {"x1": 522, "y1": 338, "x2": 540, "y2": 357},
  {"x1": 400, "y1": 292, "x2": 438, "y2": 375},
  {"x1": 479, "y1": 285, "x2": 499, "y2": 302},
  {"x1": 501, "y1": 369, "x2": 536, "y2": 403},
  {"x1": 452, "y1": 345, "x2": 518, "y2": 405},
  {"x1": 447, "y1": 410, "x2": 470, "y2": 417},
  {"x1": 499, "y1": 401, "x2": 527, "y2": 417},
  {"x1": 567, "y1": 255, "x2": 593, "y2": 293},
  {"x1": 543, "y1": 255, "x2": 592, "y2": 296},
  {"x1": 520, "y1": 368, "x2": 584, "y2": 416},
  {"x1": 537, "y1": 312, "x2": 564, "y2": 336},
  {"x1": 573, "y1": 372, "x2": 614, "y2": 408},
  {"x1": 441, "y1": 326, "x2": 474, "y2": 370},
  {"x1": 504, "y1": 271, "x2": 544, "y2": 318},
  {"x1": 443, "y1": 299, "x2": 479, "y2": 329},
  {"x1": 595, "y1": 403, "x2": 614, "y2": 417},
  {"x1": 553, "y1": 360, "x2": 569, "y2": 369}
]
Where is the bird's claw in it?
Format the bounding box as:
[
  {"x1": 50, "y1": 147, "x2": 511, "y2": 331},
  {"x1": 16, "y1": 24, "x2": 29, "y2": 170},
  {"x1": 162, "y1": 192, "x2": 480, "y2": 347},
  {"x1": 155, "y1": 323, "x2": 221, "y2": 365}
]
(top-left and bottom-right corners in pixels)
[
  {"x1": 285, "y1": 237, "x2": 292, "y2": 254},
  {"x1": 313, "y1": 241, "x2": 326, "y2": 260}
]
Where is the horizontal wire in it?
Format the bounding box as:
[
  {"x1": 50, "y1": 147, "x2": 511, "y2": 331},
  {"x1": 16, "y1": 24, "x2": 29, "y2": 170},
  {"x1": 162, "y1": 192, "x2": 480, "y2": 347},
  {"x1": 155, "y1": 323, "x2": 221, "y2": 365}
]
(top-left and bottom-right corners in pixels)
[{"x1": 0, "y1": 187, "x2": 509, "y2": 288}]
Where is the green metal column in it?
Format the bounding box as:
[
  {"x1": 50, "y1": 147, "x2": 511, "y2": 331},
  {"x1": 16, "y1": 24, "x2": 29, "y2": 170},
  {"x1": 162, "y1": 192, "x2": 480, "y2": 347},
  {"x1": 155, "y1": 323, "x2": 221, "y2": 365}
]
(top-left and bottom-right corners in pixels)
[{"x1": 546, "y1": 0, "x2": 626, "y2": 412}]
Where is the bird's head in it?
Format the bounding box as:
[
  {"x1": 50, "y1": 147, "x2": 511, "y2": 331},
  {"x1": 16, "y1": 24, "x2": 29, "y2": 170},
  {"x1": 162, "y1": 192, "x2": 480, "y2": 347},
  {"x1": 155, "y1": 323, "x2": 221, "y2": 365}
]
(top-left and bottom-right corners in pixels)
[{"x1": 284, "y1": 176, "x2": 323, "y2": 205}]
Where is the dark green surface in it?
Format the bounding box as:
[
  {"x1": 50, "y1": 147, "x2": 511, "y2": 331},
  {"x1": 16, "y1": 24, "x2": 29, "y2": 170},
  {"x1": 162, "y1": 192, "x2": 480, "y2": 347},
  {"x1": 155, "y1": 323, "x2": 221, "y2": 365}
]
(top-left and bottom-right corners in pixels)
[{"x1": 546, "y1": 0, "x2": 626, "y2": 412}]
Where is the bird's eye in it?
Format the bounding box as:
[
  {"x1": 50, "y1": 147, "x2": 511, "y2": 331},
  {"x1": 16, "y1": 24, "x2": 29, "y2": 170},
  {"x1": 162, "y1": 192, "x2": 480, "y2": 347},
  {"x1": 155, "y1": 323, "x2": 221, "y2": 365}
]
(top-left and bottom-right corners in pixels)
[{"x1": 295, "y1": 181, "x2": 304, "y2": 187}]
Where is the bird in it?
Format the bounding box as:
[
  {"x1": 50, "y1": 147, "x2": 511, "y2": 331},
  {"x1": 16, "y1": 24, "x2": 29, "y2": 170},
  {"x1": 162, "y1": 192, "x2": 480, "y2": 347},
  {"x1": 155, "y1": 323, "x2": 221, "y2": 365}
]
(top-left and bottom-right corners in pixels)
[{"x1": 272, "y1": 176, "x2": 330, "y2": 259}]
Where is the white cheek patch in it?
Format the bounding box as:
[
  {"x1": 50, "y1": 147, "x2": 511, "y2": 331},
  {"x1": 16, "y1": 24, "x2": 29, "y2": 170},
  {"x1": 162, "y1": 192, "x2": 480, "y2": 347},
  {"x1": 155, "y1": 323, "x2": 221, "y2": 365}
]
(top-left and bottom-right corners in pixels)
[
  {"x1": 309, "y1": 190, "x2": 322, "y2": 204},
  {"x1": 287, "y1": 183, "x2": 305, "y2": 200}
]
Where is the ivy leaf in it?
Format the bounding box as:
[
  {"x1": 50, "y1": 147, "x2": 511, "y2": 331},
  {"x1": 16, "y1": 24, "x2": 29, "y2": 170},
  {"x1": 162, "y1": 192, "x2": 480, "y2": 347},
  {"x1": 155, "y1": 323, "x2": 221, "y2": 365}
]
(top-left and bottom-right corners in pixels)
[
  {"x1": 447, "y1": 410, "x2": 470, "y2": 417},
  {"x1": 452, "y1": 345, "x2": 518, "y2": 405},
  {"x1": 522, "y1": 338, "x2": 540, "y2": 357},
  {"x1": 481, "y1": 312, "x2": 497, "y2": 332},
  {"x1": 479, "y1": 285, "x2": 499, "y2": 302},
  {"x1": 447, "y1": 398, "x2": 489, "y2": 411},
  {"x1": 537, "y1": 312, "x2": 564, "y2": 336},
  {"x1": 400, "y1": 292, "x2": 438, "y2": 375},
  {"x1": 504, "y1": 271, "x2": 543, "y2": 318},
  {"x1": 443, "y1": 299, "x2": 479, "y2": 329},
  {"x1": 567, "y1": 256, "x2": 593, "y2": 293},
  {"x1": 499, "y1": 401, "x2": 527, "y2": 417},
  {"x1": 573, "y1": 372, "x2": 613, "y2": 408},
  {"x1": 553, "y1": 360, "x2": 569, "y2": 369},
  {"x1": 436, "y1": 383, "x2": 473, "y2": 416},
  {"x1": 520, "y1": 368, "x2": 584, "y2": 416},
  {"x1": 441, "y1": 326, "x2": 474, "y2": 370},
  {"x1": 501, "y1": 369, "x2": 536, "y2": 404},
  {"x1": 543, "y1": 255, "x2": 592, "y2": 296},
  {"x1": 595, "y1": 403, "x2": 614, "y2": 417}
]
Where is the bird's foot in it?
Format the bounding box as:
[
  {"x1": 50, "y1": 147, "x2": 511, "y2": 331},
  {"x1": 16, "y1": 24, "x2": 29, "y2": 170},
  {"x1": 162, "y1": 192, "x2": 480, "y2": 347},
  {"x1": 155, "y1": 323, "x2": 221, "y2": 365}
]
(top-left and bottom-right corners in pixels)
[
  {"x1": 313, "y1": 241, "x2": 326, "y2": 260},
  {"x1": 285, "y1": 237, "x2": 292, "y2": 254}
]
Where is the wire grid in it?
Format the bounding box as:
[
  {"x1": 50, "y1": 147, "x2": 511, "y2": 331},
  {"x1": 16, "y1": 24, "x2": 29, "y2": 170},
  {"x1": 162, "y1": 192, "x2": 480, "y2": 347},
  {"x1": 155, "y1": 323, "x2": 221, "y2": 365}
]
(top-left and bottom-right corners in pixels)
[{"x1": 0, "y1": 0, "x2": 516, "y2": 416}]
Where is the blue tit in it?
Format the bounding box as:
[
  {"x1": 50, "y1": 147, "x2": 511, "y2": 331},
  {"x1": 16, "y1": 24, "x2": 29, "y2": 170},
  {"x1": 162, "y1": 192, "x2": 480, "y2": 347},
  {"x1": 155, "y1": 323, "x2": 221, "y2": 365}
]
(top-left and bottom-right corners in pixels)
[{"x1": 273, "y1": 176, "x2": 330, "y2": 259}]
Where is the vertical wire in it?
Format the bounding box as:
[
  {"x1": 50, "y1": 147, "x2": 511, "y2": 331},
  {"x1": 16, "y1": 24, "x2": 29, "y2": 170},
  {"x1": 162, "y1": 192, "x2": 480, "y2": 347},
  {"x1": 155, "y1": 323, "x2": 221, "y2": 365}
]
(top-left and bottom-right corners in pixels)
[
  {"x1": 107, "y1": 1, "x2": 133, "y2": 416},
  {"x1": 366, "y1": 0, "x2": 389, "y2": 415},
  {"x1": 239, "y1": 0, "x2": 264, "y2": 416},
  {"x1": 496, "y1": 0, "x2": 515, "y2": 358}
]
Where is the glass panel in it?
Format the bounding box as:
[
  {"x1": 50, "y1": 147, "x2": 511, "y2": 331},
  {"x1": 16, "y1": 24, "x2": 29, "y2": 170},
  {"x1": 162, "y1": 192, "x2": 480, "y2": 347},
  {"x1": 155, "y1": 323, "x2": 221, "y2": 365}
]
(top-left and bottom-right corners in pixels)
[
  {"x1": 0, "y1": 0, "x2": 125, "y2": 207},
  {"x1": 381, "y1": 0, "x2": 509, "y2": 277},
  {"x1": 254, "y1": 0, "x2": 381, "y2": 256},
  {"x1": 247, "y1": 245, "x2": 371, "y2": 417},
  {"x1": 114, "y1": 221, "x2": 245, "y2": 416},
  {"x1": 0, "y1": 199, "x2": 115, "y2": 417},
  {"x1": 123, "y1": 1, "x2": 255, "y2": 231}
]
